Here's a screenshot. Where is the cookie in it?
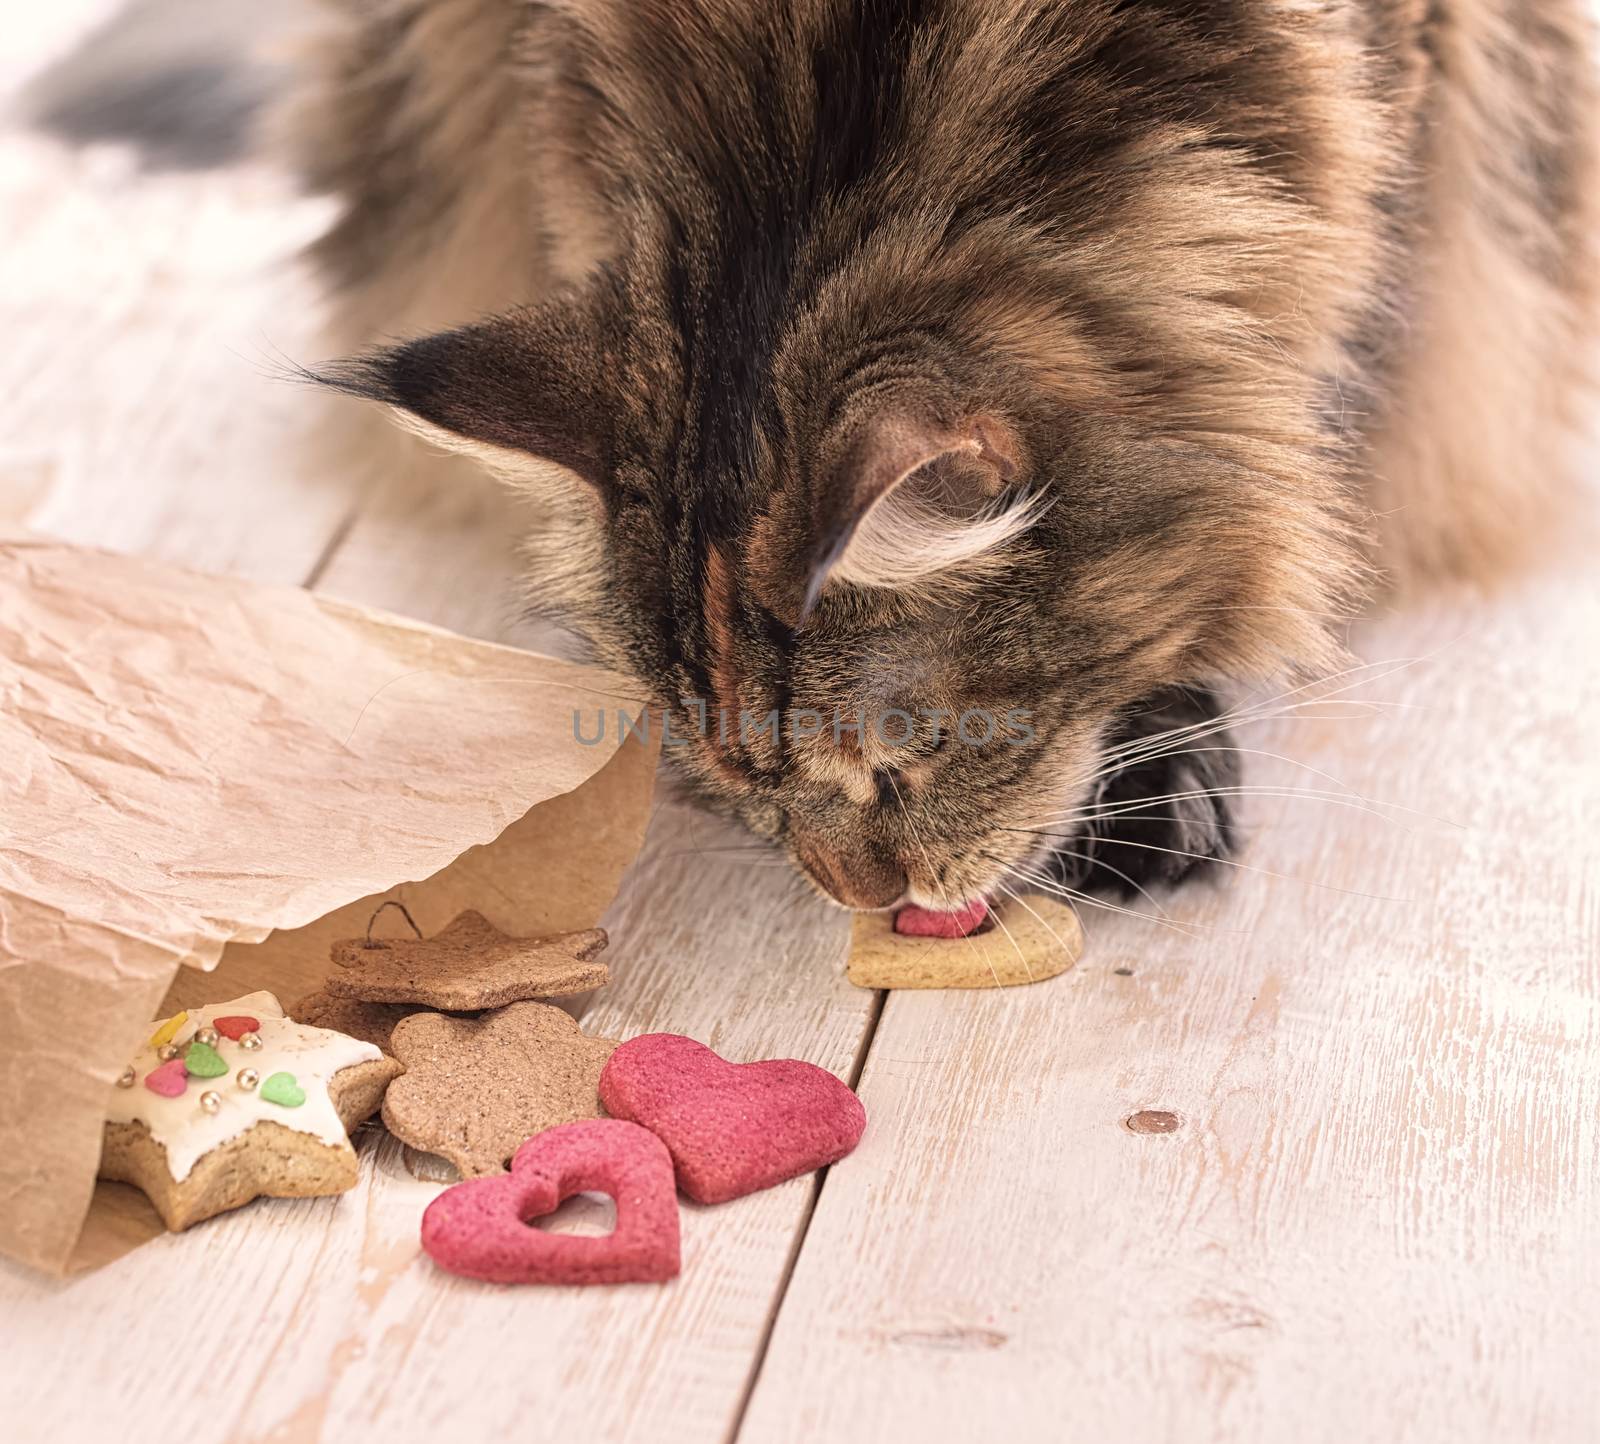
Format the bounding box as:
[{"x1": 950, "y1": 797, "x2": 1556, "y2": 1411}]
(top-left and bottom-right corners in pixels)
[
  {"x1": 292, "y1": 988, "x2": 427, "y2": 1056},
  {"x1": 848, "y1": 894, "x2": 1083, "y2": 988},
  {"x1": 421, "y1": 1119, "x2": 680, "y2": 1285},
  {"x1": 100, "y1": 991, "x2": 403, "y2": 1231},
  {"x1": 381, "y1": 1002, "x2": 619, "y2": 1177},
  {"x1": 326, "y1": 910, "x2": 609, "y2": 1009},
  {"x1": 598, "y1": 1034, "x2": 866, "y2": 1204}
]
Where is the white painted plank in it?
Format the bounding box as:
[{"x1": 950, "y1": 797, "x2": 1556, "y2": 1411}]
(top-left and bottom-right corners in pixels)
[
  {"x1": 738, "y1": 562, "x2": 1600, "y2": 1444},
  {"x1": 0, "y1": 125, "x2": 348, "y2": 584},
  {"x1": 308, "y1": 441, "x2": 547, "y2": 651}
]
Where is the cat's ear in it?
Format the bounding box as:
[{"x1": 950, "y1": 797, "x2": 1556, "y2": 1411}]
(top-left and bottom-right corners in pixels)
[
  {"x1": 767, "y1": 405, "x2": 1044, "y2": 623},
  {"x1": 316, "y1": 298, "x2": 610, "y2": 486}
]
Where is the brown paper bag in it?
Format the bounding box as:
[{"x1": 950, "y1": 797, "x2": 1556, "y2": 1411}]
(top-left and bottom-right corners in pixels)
[{"x1": 0, "y1": 537, "x2": 658, "y2": 1274}]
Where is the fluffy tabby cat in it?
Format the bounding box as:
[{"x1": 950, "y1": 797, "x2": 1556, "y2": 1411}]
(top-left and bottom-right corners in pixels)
[{"x1": 291, "y1": 0, "x2": 1595, "y2": 910}]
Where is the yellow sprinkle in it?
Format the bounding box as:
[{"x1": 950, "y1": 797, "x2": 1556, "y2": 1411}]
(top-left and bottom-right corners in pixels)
[{"x1": 147, "y1": 1010, "x2": 189, "y2": 1050}]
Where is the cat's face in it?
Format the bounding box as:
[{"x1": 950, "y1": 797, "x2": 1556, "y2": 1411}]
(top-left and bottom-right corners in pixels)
[
  {"x1": 324, "y1": 258, "x2": 1344, "y2": 911},
  {"x1": 653, "y1": 575, "x2": 1109, "y2": 911},
  {"x1": 589, "y1": 382, "x2": 1188, "y2": 911},
  {"x1": 319, "y1": 0, "x2": 1365, "y2": 907}
]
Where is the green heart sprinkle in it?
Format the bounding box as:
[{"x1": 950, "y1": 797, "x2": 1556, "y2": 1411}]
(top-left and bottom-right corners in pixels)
[
  {"x1": 260, "y1": 1072, "x2": 306, "y2": 1108},
  {"x1": 182, "y1": 1041, "x2": 227, "y2": 1078}
]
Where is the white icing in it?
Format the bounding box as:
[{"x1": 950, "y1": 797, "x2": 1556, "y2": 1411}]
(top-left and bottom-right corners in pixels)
[{"x1": 105, "y1": 990, "x2": 383, "y2": 1183}]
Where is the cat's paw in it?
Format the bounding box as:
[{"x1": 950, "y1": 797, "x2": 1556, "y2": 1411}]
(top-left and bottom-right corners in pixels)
[{"x1": 1050, "y1": 687, "x2": 1241, "y2": 899}]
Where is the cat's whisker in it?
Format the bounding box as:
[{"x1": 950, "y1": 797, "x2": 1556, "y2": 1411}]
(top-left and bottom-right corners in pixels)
[
  {"x1": 1095, "y1": 654, "x2": 1432, "y2": 771},
  {"x1": 991, "y1": 849, "x2": 1206, "y2": 934},
  {"x1": 1095, "y1": 692, "x2": 1415, "y2": 774},
  {"x1": 1002, "y1": 864, "x2": 1217, "y2": 939},
  {"x1": 1002, "y1": 827, "x2": 1413, "y2": 903},
  {"x1": 984, "y1": 901, "x2": 1035, "y2": 985},
  {"x1": 892, "y1": 770, "x2": 1009, "y2": 988},
  {"x1": 1080, "y1": 742, "x2": 1369, "y2": 804},
  {"x1": 1209, "y1": 653, "x2": 1448, "y2": 732},
  {"x1": 993, "y1": 880, "x2": 1081, "y2": 968},
  {"x1": 1229, "y1": 652, "x2": 1433, "y2": 715},
  {"x1": 1034, "y1": 784, "x2": 1410, "y2": 830},
  {"x1": 1044, "y1": 844, "x2": 1178, "y2": 922},
  {"x1": 1158, "y1": 746, "x2": 1464, "y2": 828},
  {"x1": 1089, "y1": 699, "x2": 1394, "y2": 773},
  {"x1": 1087, "y1": 702, "x2": 1349, "y2": 783},
  {"x1": 1060, "y1": 781, "x2": 1447, "y2": 830}
]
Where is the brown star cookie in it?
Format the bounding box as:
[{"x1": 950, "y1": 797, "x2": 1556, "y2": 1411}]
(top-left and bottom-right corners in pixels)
[
  {"x1": 381, "y1": 1002, "x2": 619, "y2": 1177},
  {"x1": 326, "y1": 910, "x2": 609, "y2": 1009},
  {"x1": 292, "y1": 988, "x2": 428, "y2": 1056}
]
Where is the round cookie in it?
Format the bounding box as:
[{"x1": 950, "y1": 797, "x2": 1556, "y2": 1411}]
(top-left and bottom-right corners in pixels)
[{"x1": 848, "y1": 894, "x2": 1083, "y2": 989}]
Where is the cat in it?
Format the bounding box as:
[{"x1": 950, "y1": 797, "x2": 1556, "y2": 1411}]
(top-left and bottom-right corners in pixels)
[{"x1": 289, "y1": 0, "x2": 1596, "y2": 911}]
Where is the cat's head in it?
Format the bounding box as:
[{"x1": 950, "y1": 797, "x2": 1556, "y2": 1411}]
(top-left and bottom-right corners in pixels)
[{"x1": 320, "y1": 0, "x2": 1366, "y2": 909}]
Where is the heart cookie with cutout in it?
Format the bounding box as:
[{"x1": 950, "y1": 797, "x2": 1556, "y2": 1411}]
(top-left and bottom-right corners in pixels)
[{"x1": 421, "y1": 1119, "x2": 679, "y2": 1285}]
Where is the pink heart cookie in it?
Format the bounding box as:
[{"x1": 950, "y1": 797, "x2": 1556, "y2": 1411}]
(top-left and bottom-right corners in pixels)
[
  {"x1": 599, "y1": 1034, "x2": 866, "y2": 1204},
  {"x1": 420, "y1": 1119, "x2": 679, "y2": 1285}
]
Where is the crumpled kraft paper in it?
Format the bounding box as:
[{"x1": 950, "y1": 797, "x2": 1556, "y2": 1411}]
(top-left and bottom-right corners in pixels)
[{"x1": 0, "y1": 536, "x2": 658, "y2": 1274}]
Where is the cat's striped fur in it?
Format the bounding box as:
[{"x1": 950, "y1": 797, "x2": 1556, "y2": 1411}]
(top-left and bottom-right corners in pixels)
[{"x1": 296, "y1": 0, "x2": 1598, "y2": 908}]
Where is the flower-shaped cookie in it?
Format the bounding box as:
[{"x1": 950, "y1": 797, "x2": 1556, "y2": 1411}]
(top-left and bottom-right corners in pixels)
[{"x1": 381, "y1": 1002, "x2": 619, "y2": 1177}]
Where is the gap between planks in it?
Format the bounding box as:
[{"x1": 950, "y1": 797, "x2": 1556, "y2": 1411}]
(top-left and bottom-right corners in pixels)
[{"x1": 724, "y1": 985, "x2": 891, "y2": 1444}]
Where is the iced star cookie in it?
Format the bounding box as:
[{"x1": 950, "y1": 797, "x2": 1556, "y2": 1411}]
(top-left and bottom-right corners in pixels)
[{"x1": 101, "y1": 991, "x2": 403, "y2": 1231}]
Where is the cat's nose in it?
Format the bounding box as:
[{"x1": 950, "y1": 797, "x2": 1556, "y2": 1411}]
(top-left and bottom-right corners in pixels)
[
  {"x1": 791, "y1": 835, "x2": 907, "y2": 910},
  {"x1": 831, "y1": 866, "x2": 907, "y2": 910}
]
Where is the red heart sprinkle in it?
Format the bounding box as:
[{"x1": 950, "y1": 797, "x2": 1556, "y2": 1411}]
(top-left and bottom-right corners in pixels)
[
  {"x1": 599, "y1": 1034, "x2": 866, "y2": 1204},
  {"x1": 421, "y1": 1119, "x2": 679, "y2": 1286},
  {"x1": 894, "y1": 897, "x2": 990, "y2": 938},
  {"x1": 211, "y1": 1015, "x2": 260, "y2": 1040},
  {"x1": 143, "y1": 1058, "x2": 188, "y2": 1097}
]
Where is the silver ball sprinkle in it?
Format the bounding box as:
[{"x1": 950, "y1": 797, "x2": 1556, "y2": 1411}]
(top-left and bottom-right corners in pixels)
[
  {"x1": 236, "y1": 1067, "x2": 260, "y2": 1091},
  {"x1": 199, "y1": 1090, "x2": 222, "y2": 1114},
  {"x1": 117, "y1": 1066, "x2": 136, "y2": 1089},
  {"x1": 239, "y1": 1032, "x2": 262, "y2": 1051},
  {"x1": 157, "y1": 1043, "x2": 180, "y2": 1062},
  {"x1": 194, "y1": 1026, "x2": 220, "y2": 1048}
]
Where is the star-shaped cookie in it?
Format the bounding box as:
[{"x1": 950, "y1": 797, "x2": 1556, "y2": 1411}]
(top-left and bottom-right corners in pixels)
[
  {"x1": 292, "y1": 988, "x2": 427, "y2": 1056},
  {"x1": 326, "y1": 910, "x2": 609, "y2": 1009},
  {"x1": 100, "y1": 991, "x2": 403, "y2": 1231},
  {"x1": 381, "y1": 1002, "x2": 619, "y2": 1177}
]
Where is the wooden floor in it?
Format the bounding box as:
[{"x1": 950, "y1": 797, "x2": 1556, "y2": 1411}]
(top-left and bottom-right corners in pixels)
[{"x1": 3, "y1": 9, "x2": 1598, "y2": 1441}]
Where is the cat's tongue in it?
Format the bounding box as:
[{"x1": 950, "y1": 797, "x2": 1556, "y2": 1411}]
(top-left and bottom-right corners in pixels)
[{"x1": 893, "y1": 897, "x2": 990, "y2": 938}]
